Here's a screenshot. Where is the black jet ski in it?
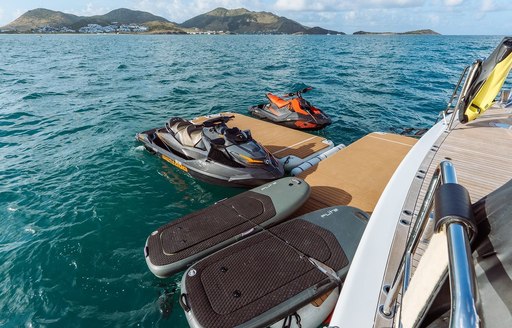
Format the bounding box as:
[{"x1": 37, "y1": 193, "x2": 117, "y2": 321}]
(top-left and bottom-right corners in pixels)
[
  {"x1": 249, "y1": 87, "x2": 332, "y2": 130},
  {"x1": 136, "y1": 115, "x2": 284, "y2": 188}
]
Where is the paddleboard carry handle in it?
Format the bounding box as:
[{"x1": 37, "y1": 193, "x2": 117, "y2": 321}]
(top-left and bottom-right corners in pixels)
[{"x1": 179, "y1": 293, "x2": 191, "y2": 312}]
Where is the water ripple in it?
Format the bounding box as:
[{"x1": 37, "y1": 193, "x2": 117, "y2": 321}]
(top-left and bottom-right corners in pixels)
[{"x1": 0, "y1": 34, "x2": 505, "y2": 327}]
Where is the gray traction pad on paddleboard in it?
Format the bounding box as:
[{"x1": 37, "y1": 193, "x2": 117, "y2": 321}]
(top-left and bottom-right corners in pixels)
[
  {"x1": 182, "y1": 206, "x2": 368, "y2": 328},
  {"x1": 146, "y1": 191, "x2": 275, "y2": 267}
]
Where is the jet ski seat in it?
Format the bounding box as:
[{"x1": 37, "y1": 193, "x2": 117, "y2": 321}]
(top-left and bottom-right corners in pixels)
[
  {"x1": 290, "y1": 98, "x2": 309, "y2": 115},
  {"x1": 224, "y1": 127, "x2": 249, "y2": 144},
  {"x1": 167, "y1": 118, "x2": 204, "y2": 148},
  {"x1": 267, "y1": 93, "x2": 290, "y2": 108}
]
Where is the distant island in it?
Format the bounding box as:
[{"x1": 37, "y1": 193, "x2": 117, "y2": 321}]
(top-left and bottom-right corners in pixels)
[
  {"x1": 353, "y1": 29, "x2": 440, "y2": 35},
  {"x1": 0, "y1": 7, "x2": 344, "y2": 35},
  {"x1": 0, "y1": 7, "x2": 439, "y2": 36}
]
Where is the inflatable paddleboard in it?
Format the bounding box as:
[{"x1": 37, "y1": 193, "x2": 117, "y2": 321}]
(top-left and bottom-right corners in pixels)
[
  {"x1": 180, "y1": 205, "x2": 368, "y2": 328},
  {"x1": 144, "y1": 177, "x2": 310, "y2": 278}
]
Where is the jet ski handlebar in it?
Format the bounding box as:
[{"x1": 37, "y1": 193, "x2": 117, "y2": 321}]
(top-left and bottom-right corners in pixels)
[
  {"x1": 283, "y1": 86, "x2": 313, "y2": 98},
  {"x1": 202, "y1": 115, "x2": 235, "y2": 128}
]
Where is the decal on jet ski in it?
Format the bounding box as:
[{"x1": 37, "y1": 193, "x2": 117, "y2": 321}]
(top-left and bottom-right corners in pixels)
[{"x1": 162, "y1": 155, "x2": 188, "y2": 172}]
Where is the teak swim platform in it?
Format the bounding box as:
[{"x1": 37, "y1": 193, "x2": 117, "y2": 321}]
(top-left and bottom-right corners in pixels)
[{"x1": 194, "y1": 113, "x2": 417, "y2": 215}]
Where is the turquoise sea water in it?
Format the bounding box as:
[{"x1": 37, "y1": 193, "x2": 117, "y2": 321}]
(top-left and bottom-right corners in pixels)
[{"x1": 0, "y1": 34, "x2": 506, "y2": 327}]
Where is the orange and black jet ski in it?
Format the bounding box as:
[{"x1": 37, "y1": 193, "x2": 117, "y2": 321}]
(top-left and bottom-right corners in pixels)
[{"x1": 249, "y1": 87, "x2": 332, "y2": 130}]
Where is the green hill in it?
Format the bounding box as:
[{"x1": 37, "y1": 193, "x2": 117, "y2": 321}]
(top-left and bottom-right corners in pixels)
[
  {"x1": 92, "y1": 8, "x2": 169, "y2": 25},
  {"x1": 2, "y1": 7, "x2": 344, "y2": 34},
  {"x1": 2, "y1": 8, "x2": 81, "y2": 31},
  {"x1": 1, "y1": 8, "x2": 173, "y2": 32},
  {"x1": 143, "y1": 21, "x2": 187, "y2": 34},
  {"x1": 179, "y1": 7, "x2": 343, "y2": 34},
  {"x1": 306, "y1": 26, "x2": 344, "y2": 35}
]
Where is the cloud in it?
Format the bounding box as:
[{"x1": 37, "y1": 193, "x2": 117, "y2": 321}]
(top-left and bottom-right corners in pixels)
[
  {"x1": 479, "y1": 0, "x2": 509, "y2": 12},
  {"x1": 275, "y1": 0, "x2": 325, "y2": 11},
  {"x1": 295, "y1": 6, "x2": 448, "y2": 33},
  {"x1": 63, "y1": 2, "x2": 112, "y2": 17},
  {"x1": 443, "y1": 0, "x2": 464, "y2": 6},
  {"x1": 366, "y1": 0, "x2": 425, "y2": 7},
  {"x1": 344, "y1": 11, "x2": 357, "y2": 21},
  {"x1": 274, "y1": 0, "x2": 425, "y2": 12},
  {"x1": 83, "y1": 2, "x2": 110, "y2": 15},
  {"x1": 427, "y1": 13, "x2": 440, "y2": 24},
  {"x1": 480, "y1": 0, "x2": 497, "y2": 11}
]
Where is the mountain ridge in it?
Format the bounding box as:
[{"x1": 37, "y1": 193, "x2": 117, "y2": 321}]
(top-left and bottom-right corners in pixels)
[
  {"x1": 1, "y1": 8, "x2": 173, "y2": 32},
  {"x1": 180, "y1": 7, "x2": 343, "y2": 35},
  {"x1": 1, "y1": 7, "x2": 344, "y2": 34},
  {"x1": 2, "y1": 8, "x2": 80, "y2": 31},
  {"x1": 0, "y1": 7, "x2": 438, "y2": 35}
]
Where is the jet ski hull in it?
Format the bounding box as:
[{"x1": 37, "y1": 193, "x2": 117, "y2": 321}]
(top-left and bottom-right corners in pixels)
[
  {"x1": 137, "y1": 128, "x2": 284, "y2": 188},
  {"x1": 249, "y1": 104, "x2": 331, "y2": 131}
]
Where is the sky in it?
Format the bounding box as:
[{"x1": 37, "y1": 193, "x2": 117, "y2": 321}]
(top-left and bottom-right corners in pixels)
[{"x1": 0, "y1": 0, "x2": 510, "y2": 35}]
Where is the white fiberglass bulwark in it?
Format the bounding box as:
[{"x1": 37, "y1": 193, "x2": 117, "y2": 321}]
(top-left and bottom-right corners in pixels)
[{"x1": 330, "y1": 118, "x2": 449, "y2": 327}]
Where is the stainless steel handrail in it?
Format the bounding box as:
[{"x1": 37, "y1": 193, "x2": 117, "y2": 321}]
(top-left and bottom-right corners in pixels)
[
  {"x1": 381, "y1": 162, "x2": 445, "y2": 316},
  {"x1": 440, "y1": 162, "x2": 480, "y2": 327},
  {"x1": 444, "y1": 65, "x2": 469, "y2": 115},
  {"x1": 381, "y1": 161, "x2": 480, "y2": 327},
  {"x1": 447, "y1": 223, "x2": 480, "y2": 327},
  {"x1": 447, "y1": 61, "x2": 481, "y2": 130}
]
